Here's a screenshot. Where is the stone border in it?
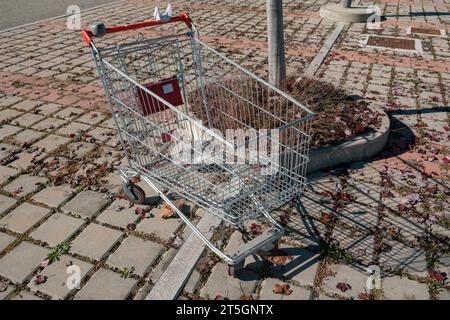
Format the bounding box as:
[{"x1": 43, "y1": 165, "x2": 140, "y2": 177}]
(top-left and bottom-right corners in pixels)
[{"x1": 307, "y1": 107, "x2": 390, "y2": 173}]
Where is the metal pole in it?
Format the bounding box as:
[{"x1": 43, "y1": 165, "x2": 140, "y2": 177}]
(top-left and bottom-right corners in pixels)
[
  {"x1": 266, "y1": 0, "x2": 286, "y2": 88},
  {"x1": 341, "y1": 0, "x2": 352, "y2": 8}
]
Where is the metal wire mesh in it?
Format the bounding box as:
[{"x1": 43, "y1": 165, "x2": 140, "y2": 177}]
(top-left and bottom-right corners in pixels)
[{"x1": 93, "y1": 31, "x2": 313, "y2": 226}]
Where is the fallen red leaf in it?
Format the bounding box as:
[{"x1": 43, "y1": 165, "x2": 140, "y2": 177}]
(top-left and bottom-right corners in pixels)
[{"x1": 336, "y1": 282, "x2": 352, "y2": 292}]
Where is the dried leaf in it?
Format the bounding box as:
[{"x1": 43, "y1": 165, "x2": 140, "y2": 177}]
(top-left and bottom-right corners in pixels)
[
  {"x1": 273, "y1": 284, "x2": 293, "y2": 295},
  {"x1": 159, "y1": 200, "x2": 184, "y2": 219},
  {"x1": 336, "y1": 282, "x2": 351, "y2": 293},
  {"x1": 34, "y1": 275, "x2": 47, "y2": 285},
  {"x1": 127, "y1": 223, "x2": 136, "y2": 231},
  {"x1": 240, "y1": 294, "x2": 253, "y2": 300},
  {"x1": 135, "y1": 207, "x2": 144, "y2": 215},
  {"x1": 267, "y1": 255, "x2": 291, "y2": 266},
  {"x1": 0, "y1": 282, "x2": 7, "y2": 292}
]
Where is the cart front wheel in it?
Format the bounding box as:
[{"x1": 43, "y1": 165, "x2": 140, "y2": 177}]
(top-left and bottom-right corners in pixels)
[
  {"x1": 228, "y1": 260, "x2": 245, "y2": 278},
  {"x1": 123, "y1": 183, "x2": 145, "y2": 205}
]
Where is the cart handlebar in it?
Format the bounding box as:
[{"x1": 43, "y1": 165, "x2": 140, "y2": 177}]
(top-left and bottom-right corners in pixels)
[{"x1": 82, "y1": 13, "x2": 192, "y2": 46}]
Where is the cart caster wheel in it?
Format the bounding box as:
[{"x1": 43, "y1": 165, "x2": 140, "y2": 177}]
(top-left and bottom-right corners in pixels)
[
  {"x1": 123, "y1": 183, "x2": 145, "y2": 205},
  {"x1": 228, "y1": 260, "x2": 245, "y2": 278}
]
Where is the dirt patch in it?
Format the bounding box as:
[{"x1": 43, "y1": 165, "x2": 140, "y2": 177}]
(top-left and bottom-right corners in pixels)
[{"x1": 190, "y1": 76, "x2": 381, "y2": 148}]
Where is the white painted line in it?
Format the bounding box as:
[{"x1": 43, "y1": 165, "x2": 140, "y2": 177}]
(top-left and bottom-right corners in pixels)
[
  {"x1": 0, "y1": 0, "x2": 125, "y2": 34},
  {"x1": 146, "y1": 212, "x2": 221, "y2": 300}
]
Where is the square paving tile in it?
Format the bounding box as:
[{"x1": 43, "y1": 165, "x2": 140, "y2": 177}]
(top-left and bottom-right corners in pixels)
[
  {"x1": 200, "y1": 263, "x2": 259, "y2": 299},
  {"x1": 136, "y1": 217, "x2": 181, "y2": 241},
  {"x1": 35, "y1": 103, "x2": 62, "y2": 116},
  {"x1": 11, "y1": 100, "x2": 42, "y2": 111},
  {"x1": 71, "y1": 223, "x2": 122, "y2": 260},
  {"x1": 55, "y1": 121, "x2": 91, "y2": 136},
  {"x1": 9, "y1": 290, "x2": 43, "y2": 300},
  {"x1": 0, "y1": 125, "x2": 21, "y2": 140},
  {"x1": 31, "y1": 134, "x2": 70, "y2": 153},
  {"x1": 0, "y1": 242, "x2": 49, "y2": 283},
  {"x1": 31, "y1": 117, "x2": 67, "y2": 132},
  {"x1": 0, "y1": 202, "x2": 50, "y2": 233},
  {"x1": 0, "y1": 143, "x2": 19, "y2": 161},
  {"x1": 62, "y1": 190, "x2": 109, "y2": 218},
  {"x1": 32, "y1": 184, "x2": 75, "y2": 208},
  {"x1": 269, "y1": 245, "x2": 320, "y2": 287},
  {"x1": 29, "y1": 255, "x2": 93, "y2": 299},
  {"x1": 96, "y1": 199, "x2": 139, "y2": 228},
  {"x1": 0, "y1": 232, "x2": 16, "y2": 253},
  {"x1": 107, "y1": 236, "x2": 164, "y2": 276},
  {"x1": 322, "y1": 264, "x2": 368, "y2": 298},
  {"x1": 11, "y1": 129, "x2": 44, "y2": 145},
  {"x1": 0, "y1": 282, "x2": 15, "y2": 299},
  {"x1": 30, "y1": 213, "x2": 84, "y2": 246},
  {"x1": 0, "y1": 165, "x2": 18, "y2": 184},
  {"x1": 11, "y1": 113, "x2": 45, "y2": 127},
  {"x1": 383, "y1": 275, "x2": 429, "y2": 300},
  {"x1": 0, "y1": 194, "x2": 16, "y2": 214},
  {"x1": 74, "y1": 268, "x2": 136, "y2": 300},
  {"x1": 259, "y1": 278, "x2": 311, "y2": 300},
  {"x1": 3, "y1": 174, "x2": 47, "y2": 198}
]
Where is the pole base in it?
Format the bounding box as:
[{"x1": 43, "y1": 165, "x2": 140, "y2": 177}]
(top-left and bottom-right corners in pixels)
[{"x1": 319, "y1": 4, "x2": 374, "y2": 23}]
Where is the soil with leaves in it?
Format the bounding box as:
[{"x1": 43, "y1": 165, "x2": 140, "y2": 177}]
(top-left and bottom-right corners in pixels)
[{"x1": 190, "y1": 76, "x2": 381, "y2": 148}]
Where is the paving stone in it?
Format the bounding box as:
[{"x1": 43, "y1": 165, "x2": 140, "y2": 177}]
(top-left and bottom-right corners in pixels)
[
  {"x1": 53, "y1": 107, "x2": 84, "y2": 120},
  {"x1": 32, "y1": 184, "x2": 75, "y2": 208},
  {"x1": 11, "y1": 129, "x2": 44, "y2": 145},
  {"x1": 12, "y1": 100, "x2": 41, "y2": 111},
  {"x1": 0, "y1": 202, "x2": 50, "y2": 233},
  {"x1": 35, "y1": 103, "x2": 63, "y2": 116},
  {"x1": 107, "y1": 236, "x2": 164, "y2": 276},
  {"x1": 379, "y1": 242, "x2": 427, "y2": 277},
  {"x1": 3, "y1": 174, "x2": 47, "y2": 198},
  {"x1": 10, "y1": 290, "x2": 43, "y2": 300},
  {"x1": 0, "y1": 282, "x2": 15, "y2": 299},
  {"x1": 0, "y1": 125, "x2": 21, "y2": 140},
  {"x1": 0, "y1": 96, "x2": 23, "y2": 108},
  {"x1": 136, "y1": 217, "x2": 181, "y2": 241},
  {"x1": 200, "y1": 263, "x2": 259, "y2": 299},
  {"x1": 74, "y1": 268, "x2": 137, "y2": 300},
  {"x1": 269, "y1": 244, "x2": 320, "y2": 287},
  {"x1": 258, "y1": 278, "x2": 311, "y2": 300},
  {"x1": 76, "y1": 112, "x2": 105, "y2": 125},
  {"x1": 0, "y1": 165, "x2": 18, "y2": 184},
  {"x1": 30, "y1": 213, "x2": 84, "y2": 246},
  {"x1": 0, "y1": 194, "x2": 16, "y2": 214},
  {"x1": 438, "y1": 288, "x2": 450, "y2": 300},
  {"x1": 323, "y1": 264, "x2": 368, "y2": 298},
  {"x1": 29, "y1": 255, "x2": 93, "y2": 299},
  {"x1": 11, "y1": 113, "x2": 45, "y2": 127},
  {"x1": 55, "y1": 121, "x2": 91, "y2": 136},
  {"x1": 62, "y1": 190, "x2": 108, "y2": 218},
  {"x1": 0, "y1": 143, "x2": 19, "y2": 160},
  {"x1": 96, "y1": 199, "x2": 139, "y2": 228},
  {"x1": 31, "y1": 117, "x2": 67, "y2": 132},
  {"x1": 9, "y1": 151, "x2": 46, "y2": 170},
  {"x1": 0, "y1": 232, "x2": 16, "y2": 253},
  {"x1": 71, "y1": 224, "x2": 122, "y2": 260},
  {"x1": 382, "y1": 276, "x2": 429, "y2": 300},
  {"x1": 0, "y1": 109, "x2": 22, "y2": 123},
  {"x1": 0, "y1": 242, "x2": 49, "y2": 283},
  {"x1": 32, "y1": 134, "x2": 70, "y2": 153}
]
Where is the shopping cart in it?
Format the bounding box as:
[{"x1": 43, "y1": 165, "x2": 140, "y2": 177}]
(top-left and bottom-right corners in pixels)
[{"x1": 82, "y1": 12, "x2": 314, "y2": 276}]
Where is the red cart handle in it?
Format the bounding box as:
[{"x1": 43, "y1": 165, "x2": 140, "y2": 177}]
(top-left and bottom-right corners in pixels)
[{"x1": 82, "y1": 13, "x2": 192, "y2": 46}]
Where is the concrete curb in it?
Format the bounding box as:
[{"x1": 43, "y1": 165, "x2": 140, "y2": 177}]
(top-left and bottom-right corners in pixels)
[{"x1": 307, "y1": 107, "x2": 390, "y2": 173}]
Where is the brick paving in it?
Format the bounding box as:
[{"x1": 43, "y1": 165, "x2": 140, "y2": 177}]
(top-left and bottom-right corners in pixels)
[{"x1": 0, "y1": 0, "x2": 448, "y2": 300}]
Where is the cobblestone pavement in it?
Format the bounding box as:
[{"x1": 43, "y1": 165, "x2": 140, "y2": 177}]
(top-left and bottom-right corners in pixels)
[{"x1": 0, "y1": 0, "x2": 449, "y2": 300}]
